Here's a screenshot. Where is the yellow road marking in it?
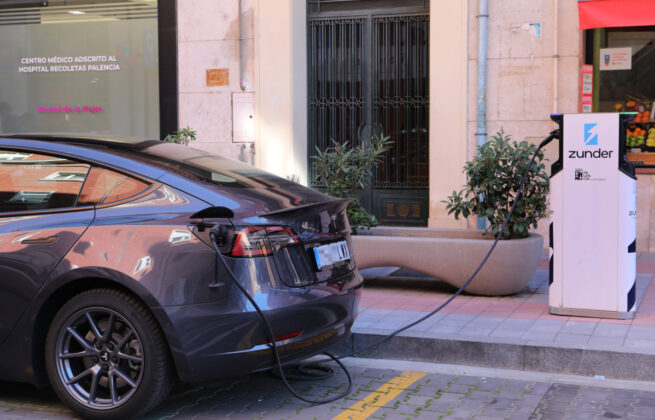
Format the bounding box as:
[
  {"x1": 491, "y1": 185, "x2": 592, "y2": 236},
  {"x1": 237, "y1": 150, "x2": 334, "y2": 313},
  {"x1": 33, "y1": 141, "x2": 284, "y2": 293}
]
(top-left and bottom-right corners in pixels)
[{"x1": 332, "y1": 370, "x2": 427, "y2": 420}]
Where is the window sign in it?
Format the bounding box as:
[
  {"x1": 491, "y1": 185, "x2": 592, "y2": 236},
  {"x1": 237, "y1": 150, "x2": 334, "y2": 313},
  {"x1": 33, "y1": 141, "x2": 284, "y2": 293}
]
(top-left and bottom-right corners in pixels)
[
  {"x1": 0, "y1": 1, "x2": 159, "y2": 139},
  {"x1": 581, "y1": 64, "x2": 593, "y2": 113},
  {"x1": 600, "y1": 47, "x2": 633, "y2": 71}
]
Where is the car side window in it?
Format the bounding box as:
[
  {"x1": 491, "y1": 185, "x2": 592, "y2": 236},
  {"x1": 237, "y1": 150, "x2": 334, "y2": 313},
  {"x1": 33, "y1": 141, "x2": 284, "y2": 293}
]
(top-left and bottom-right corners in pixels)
[
  {"x1": 0, "y1": 150, "x2": 90, "y2": 213},
  {"x1": 78, "y1": 166, "x2": 150, "y2": 206}
]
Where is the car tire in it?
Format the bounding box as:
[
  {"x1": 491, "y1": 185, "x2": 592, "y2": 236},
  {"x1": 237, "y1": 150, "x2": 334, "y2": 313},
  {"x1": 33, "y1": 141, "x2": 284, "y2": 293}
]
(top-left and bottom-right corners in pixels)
[{"x1": 45, "y1": 288, "x2": 173, "y2": 420}]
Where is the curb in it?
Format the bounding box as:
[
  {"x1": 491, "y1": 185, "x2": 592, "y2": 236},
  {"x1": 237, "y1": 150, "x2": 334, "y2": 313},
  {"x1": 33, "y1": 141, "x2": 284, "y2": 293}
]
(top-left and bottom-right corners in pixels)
[{"x1": 336, "y1": 331, "x2": 655, "y2": 381}]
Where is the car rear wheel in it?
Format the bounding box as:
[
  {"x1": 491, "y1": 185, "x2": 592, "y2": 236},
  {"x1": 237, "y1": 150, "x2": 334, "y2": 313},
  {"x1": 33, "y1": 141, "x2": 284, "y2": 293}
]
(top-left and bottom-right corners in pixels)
[{"x1": 45, "y1": 289, "x2": 172, "y2": 419}]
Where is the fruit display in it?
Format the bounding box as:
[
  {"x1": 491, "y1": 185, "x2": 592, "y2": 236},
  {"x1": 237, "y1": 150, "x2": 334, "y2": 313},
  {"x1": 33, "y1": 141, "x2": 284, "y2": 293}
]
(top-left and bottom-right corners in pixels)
[
  {"x1": 618, "y1": 97, "x2": 654, "y2": 149},
  {"x1": 616, "y1": 97, "x2": 654, "y2": 122},
  {"x1": 627, "y1": 126, "x2": 646, "y2": 147},
  {"x1": 648, "y1": 127, "x2": 655, "y2": 148},
  {"x1": 635, "y1": 109, "x2": 651, "y2": 122}
]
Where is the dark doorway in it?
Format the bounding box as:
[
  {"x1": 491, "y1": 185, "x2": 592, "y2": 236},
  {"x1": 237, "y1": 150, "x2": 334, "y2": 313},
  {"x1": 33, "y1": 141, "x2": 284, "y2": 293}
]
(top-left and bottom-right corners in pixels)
[{"x1": 307, "y1": 0, "x2": 429, "y2": 226}]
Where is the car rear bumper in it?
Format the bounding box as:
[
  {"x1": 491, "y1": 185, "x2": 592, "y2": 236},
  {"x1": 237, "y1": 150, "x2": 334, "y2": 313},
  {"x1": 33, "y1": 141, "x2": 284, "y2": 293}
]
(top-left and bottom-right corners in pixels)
[{"x1": 159, "y1": 270, "x2": 362, "y2": 383}]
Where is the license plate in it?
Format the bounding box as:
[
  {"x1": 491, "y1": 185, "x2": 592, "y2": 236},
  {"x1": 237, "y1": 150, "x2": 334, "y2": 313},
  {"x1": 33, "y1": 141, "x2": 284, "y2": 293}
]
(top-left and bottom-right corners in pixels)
[{"x1": 313, "y1": 240, "x2": 350, "y2": 270}]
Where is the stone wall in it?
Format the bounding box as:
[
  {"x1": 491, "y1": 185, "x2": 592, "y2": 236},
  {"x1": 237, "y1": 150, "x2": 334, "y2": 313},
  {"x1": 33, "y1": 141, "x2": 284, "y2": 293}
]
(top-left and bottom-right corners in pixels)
[
  {"x1": 466, "y1": 0, "x2": 581, "y2": 159},
  {"x1": 637, "y1": 174, "x2": 655, "y2": 252},
  {"x1": 462, "y1": 0, "x2": 583, "y2": 242},
  {"x1": 177, "y1": 0, "x2": 254, "y2": 161}
]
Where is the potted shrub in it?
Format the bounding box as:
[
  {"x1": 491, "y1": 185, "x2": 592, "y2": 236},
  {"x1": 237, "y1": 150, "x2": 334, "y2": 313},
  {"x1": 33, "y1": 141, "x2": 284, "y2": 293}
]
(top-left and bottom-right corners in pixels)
[
  {"x1": 443, "y1": 129, "x2": 549, "y2": 239},
  {"x1": 350, "y1": 131, "x2": 549, "y2": 295},
  {"x1": 312, "y1": 135, "x2": 391, "y2": 229},
  {"x1": 163, "y1": 126, "x2": 197, "y2": 145}
]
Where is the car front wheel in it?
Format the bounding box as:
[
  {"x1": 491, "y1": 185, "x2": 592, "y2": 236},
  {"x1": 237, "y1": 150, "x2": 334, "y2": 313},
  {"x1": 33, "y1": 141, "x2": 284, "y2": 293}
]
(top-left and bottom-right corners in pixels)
[{"x1": 45, "y1": 289, "x2": 172, "y2": 419}]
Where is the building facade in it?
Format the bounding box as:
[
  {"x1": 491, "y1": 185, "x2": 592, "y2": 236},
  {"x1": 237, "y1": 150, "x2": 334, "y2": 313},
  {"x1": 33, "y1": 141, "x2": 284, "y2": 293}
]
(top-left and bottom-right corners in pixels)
[{"x1": 2, "y1": 0, "x2": 655, "y2": 250}]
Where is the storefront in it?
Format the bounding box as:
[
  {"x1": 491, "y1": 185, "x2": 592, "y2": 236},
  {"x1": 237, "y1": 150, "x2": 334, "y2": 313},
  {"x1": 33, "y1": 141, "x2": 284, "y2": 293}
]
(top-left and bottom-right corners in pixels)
[
  {"x1": 0, "y1": 0, "x2": 177, "y2": 139},
  {"x1": 577, "y1": 0, "x2": 655, "y2": 251},
  {"x1": 579, "y1": 0, "x2": 655, "y2": 166}
]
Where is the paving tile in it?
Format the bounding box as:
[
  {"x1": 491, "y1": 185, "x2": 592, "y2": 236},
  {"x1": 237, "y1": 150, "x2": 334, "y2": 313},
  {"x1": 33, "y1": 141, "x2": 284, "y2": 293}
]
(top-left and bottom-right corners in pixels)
[
  {"x1": 459, "y1": 327, "x2": 493, "y2": 337},
  {"x1": 498, "y1": 318, "x2": 537, "y2": 329},
  {"x1": 554, "y1": 333, "x2": 591, "y2": 345},
  {"x1": 633, "y1": 316, "x2": 655, "y2": 326},
  {"x1": 521, "y1": 331, "x2": 557, "y2": 341},
  {"x1": 627, "y1": 325, "x2": 655, "y2": 340},
  {"x1": 593, "y1": 323, "x2": 630, "y2": 338},
  {"x1": 387, "y1": 309, "x2": 426, "y2": 321},
  {"x1": 428, "y1": 324, "x2": 464, "y2": 335},
  {"x1": 599, "y1": 318, "x2": 634, "y2": 325},
  {"x1": 437, "y1": 315, "x2": 475, "y2": 327},
  {"x1": 354, "y1": 320, "x2": 374, "y2": 329},
  {"x1": 467, "y1": 316, "x2": 506, "y2": 328},
  {"x1": 524, "y1": 321, "x2": 565, "y2": 337},
  {"x1": 489, "y1": 329, "x2": 527, "y2": 339},
  {"x1": 623, "y1": 338, "x2": 655, "y2": 350},
  {"x1": 560, "y1": 321, "x2": 598, "y2": 335},
  {"x1": 587, "y1": 336, "x2": 626, "y2": 348},
  {"x1": 359, "y1": 308, "x2": 395, "y2": 317}
]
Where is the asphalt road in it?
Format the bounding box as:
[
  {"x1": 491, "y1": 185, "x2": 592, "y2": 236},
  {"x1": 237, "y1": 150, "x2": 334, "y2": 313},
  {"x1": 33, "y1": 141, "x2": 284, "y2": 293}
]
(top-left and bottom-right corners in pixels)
[{"x1": 2, "y1": 358, "x2": 655, "y2": 419}]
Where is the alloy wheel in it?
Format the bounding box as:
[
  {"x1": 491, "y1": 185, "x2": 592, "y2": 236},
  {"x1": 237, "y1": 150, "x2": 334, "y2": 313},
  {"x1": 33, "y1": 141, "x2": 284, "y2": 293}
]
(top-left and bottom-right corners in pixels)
[{"x1": 53, "y1": 307, "x2": 145, "y2": 410}]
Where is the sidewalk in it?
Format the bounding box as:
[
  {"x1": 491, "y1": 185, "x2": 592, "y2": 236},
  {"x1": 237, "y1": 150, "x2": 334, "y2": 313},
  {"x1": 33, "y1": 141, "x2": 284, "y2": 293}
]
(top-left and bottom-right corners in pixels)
[{"x1": 343, "y1": 254, "x2": 655, "y2": 381}]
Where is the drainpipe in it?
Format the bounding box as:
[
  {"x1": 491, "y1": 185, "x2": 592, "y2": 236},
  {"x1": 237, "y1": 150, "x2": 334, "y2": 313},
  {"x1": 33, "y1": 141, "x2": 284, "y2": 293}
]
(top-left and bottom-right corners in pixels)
[
  {"x1": 476, "y1": 0, "x2": 489, "y2": 230},
  {"x1": 552, "y1": 0, "x2": 559, "y2": 114},
  {"x1": 238, "y1": 0, "x2": 246, "y2": 91}
]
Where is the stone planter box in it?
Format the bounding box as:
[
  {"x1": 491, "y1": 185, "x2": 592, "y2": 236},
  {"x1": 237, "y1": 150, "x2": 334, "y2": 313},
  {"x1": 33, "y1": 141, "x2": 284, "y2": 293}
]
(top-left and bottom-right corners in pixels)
[{"x1": 351, "y1": 226, "x2": 543, "y2": 296}]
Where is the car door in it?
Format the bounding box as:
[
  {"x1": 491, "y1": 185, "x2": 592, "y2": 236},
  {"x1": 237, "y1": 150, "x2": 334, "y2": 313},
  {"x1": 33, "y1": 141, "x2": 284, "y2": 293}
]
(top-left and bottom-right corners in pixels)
[{"x1": 0, "y1": 149, "x2": 95, "y2": 344}]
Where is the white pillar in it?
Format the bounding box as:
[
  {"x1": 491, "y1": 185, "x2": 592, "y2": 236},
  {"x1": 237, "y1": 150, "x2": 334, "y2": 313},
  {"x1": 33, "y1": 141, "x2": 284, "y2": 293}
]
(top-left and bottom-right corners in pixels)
[
  {"x1": 254, "y1": 0, "x2": 308, "y2": 184},
  {"x1": 428, "y1": 0, "x2": 469, "y2": 228}
]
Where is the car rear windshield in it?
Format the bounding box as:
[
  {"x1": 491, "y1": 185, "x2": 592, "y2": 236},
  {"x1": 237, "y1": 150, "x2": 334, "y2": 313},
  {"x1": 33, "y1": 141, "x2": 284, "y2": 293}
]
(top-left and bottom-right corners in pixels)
[{"x1": 127, "y1": 142, "x2": 297, "y2": 189}]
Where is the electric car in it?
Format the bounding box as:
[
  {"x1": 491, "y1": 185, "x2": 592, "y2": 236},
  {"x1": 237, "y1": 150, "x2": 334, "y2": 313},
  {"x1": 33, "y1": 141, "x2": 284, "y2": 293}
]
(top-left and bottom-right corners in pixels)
[{"x1": 0, "y1": 135, "x2": 362, "y2": 419}]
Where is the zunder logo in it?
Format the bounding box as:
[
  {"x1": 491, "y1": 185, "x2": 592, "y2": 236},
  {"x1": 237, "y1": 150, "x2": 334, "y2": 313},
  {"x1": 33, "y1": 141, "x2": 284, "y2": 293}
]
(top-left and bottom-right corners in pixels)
[
  {"x1": 584, "y1": 123, "x2": 599, "y2": 146},
  {"x1": 568, "y1": 121, "x2": 612, "y2": 159}
]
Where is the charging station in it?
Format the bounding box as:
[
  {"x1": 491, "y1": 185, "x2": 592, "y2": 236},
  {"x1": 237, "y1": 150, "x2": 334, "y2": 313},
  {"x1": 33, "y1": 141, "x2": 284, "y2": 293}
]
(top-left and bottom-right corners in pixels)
[{"x1": 549, "y1": 113, "x2": 637, "y2": 319}]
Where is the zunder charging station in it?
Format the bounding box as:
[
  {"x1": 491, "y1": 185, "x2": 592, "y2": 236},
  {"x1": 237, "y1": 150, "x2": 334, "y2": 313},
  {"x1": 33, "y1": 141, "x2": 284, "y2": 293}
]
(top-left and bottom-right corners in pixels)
[{"x1": 549, "y1": 113, "x2": 637, "y2": 319}]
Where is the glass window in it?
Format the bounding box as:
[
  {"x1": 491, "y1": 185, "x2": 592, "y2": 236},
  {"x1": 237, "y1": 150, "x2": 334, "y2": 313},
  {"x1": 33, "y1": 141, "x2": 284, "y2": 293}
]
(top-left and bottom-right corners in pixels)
[
  {"x1": 0, "y1": 151, "x2": 90, "y2": 213},
  {"x1": 0, "y1": 1, "x2": 159, "y2": 139},
  {"x1": 125, "y1": 142, "x2": 296, "y2": 189},
  {"x1": 597, "y1": 27, "x2": 655, "y2": 113},
  {"x1": 78, "y1": 166, "x2": 150, "y2": 206},
  {"x1": 594, "y1": 27, "x2": 655, "y2": 165}
]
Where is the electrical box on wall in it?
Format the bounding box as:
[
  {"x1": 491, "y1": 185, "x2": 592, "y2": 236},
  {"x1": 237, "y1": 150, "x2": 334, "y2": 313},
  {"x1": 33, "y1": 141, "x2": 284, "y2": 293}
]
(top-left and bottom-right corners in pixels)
[{"x1": 232, "y1": 92, "x2": 255, "y2": 142}]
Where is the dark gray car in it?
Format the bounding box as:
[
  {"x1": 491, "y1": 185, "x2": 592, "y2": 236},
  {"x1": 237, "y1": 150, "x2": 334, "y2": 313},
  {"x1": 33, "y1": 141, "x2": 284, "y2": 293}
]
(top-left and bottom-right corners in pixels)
[{"x1": 0, "y1": 135, "x2": 362, "y2": 419}]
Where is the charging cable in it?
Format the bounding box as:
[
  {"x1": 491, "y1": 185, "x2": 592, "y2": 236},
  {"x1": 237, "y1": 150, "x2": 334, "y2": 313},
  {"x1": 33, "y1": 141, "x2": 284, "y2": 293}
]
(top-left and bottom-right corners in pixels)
[
  {"x1": 208, "y1": 229, "x2": 353, "y2": 404},
  {"x1": 325, "y1": 129, "x2": 560, "y2": 360},
  {"x1": 208, "y1": 129, "x2": 559, "y2": 404}
]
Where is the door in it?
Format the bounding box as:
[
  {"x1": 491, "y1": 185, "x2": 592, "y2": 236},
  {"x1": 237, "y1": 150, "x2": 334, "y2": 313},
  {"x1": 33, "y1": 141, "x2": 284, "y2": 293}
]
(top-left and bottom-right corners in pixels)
[
  {"x1": 308, "y1": 1, "x2": 429, "y2": 226},
  {"x1": 0, "y1": 150, "x2": 94, "y2": 344}
]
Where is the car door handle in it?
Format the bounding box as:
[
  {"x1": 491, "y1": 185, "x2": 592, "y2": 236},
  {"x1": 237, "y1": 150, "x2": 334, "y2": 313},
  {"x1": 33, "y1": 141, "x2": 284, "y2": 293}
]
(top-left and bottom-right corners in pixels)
[{"x1": 21, "y1": 235, "x2": 58, "y2": 245}]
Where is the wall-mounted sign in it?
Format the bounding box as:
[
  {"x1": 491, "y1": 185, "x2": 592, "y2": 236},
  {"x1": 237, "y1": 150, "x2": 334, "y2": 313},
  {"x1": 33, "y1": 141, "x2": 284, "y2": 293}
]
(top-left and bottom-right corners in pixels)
[
  {"x1": 206, "y1": 68, "x2": 229, "y2": 87},
  {"x1": 599, "y1": 47, "x2": 632, "y2": 71}
]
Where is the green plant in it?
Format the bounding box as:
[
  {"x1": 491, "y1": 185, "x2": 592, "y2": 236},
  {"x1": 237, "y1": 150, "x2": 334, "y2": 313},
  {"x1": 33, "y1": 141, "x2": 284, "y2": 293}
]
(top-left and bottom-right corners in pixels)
[
  {"x1": 313, "y1": 135, "x2": 392, "y2": 228},
  {"x1": 163, "y1": 126, "x2": 197, "y2": 145},
  {"x1": 443, "y1": 130, "x2": 549, "y2": 239}
]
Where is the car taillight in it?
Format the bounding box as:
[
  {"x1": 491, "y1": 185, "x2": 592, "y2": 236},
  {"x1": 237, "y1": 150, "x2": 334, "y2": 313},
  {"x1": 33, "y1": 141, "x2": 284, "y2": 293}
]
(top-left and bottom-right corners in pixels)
[{"x1": 231, "y1": 226, "x2": 298, "y2": 257}]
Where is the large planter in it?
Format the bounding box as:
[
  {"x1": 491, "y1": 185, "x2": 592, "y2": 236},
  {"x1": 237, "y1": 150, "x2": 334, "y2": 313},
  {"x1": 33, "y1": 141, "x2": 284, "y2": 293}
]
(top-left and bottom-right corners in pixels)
[{"x1": 351, "y1": 226, "x2": 543, "y2": 296}]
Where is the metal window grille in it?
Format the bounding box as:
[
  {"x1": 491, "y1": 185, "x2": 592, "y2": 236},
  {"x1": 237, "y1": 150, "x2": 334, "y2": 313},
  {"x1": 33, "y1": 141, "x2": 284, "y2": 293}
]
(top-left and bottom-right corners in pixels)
[
  {"x1": 373, "y1": 15, "x2": 429, "y2": 188},
  {"x1": 308, "y1": 17, "x2": 365, "y2": 187}
]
